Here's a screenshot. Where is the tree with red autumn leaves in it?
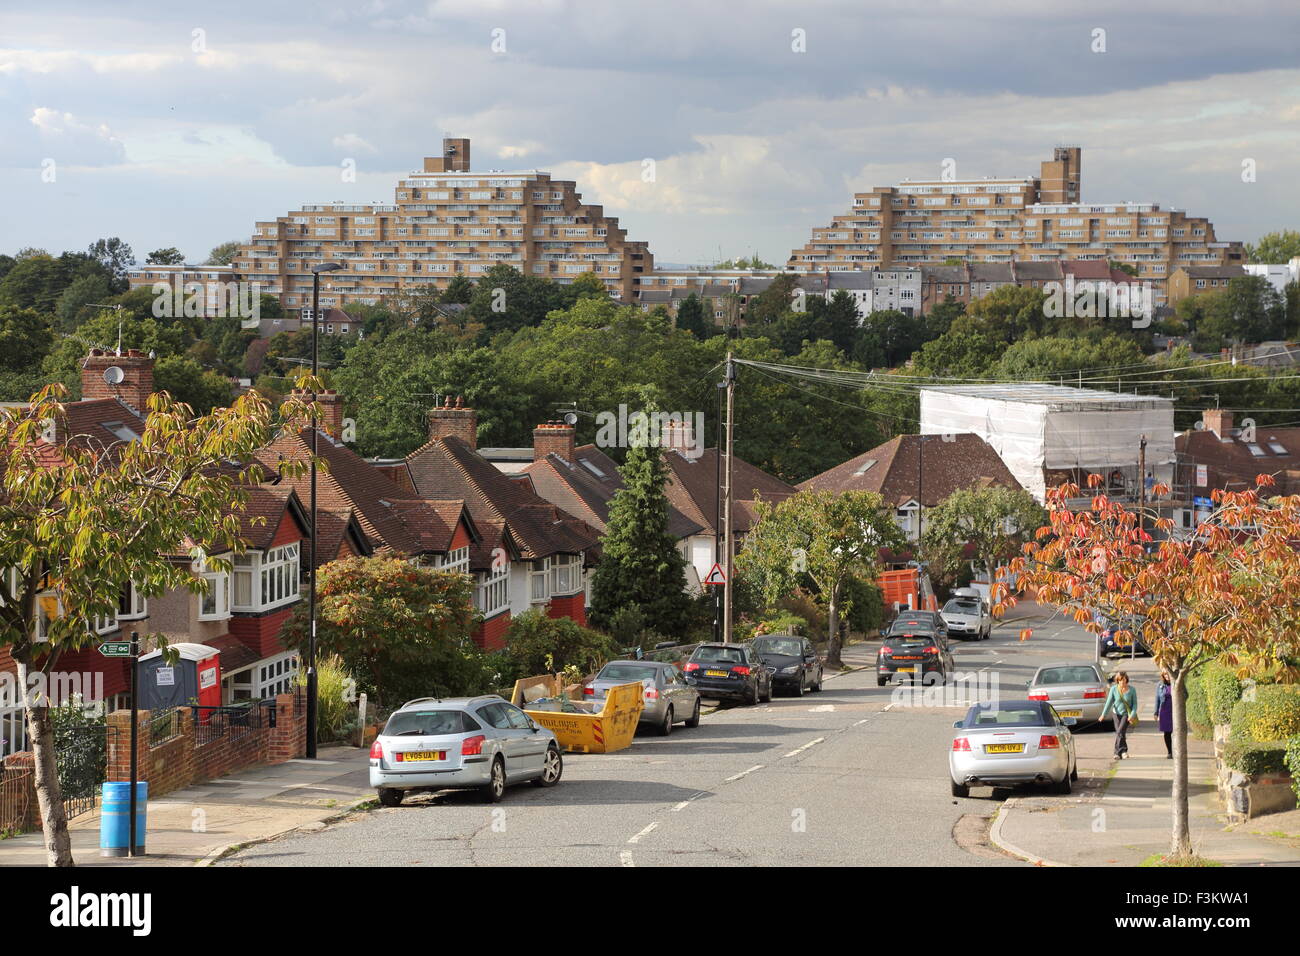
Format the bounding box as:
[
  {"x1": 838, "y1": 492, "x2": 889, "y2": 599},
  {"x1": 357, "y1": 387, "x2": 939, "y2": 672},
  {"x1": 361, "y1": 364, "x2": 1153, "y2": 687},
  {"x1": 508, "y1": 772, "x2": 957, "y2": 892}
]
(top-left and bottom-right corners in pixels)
[{"x1": 994, "y1": 473, "x2": 1300, "y2": 860}]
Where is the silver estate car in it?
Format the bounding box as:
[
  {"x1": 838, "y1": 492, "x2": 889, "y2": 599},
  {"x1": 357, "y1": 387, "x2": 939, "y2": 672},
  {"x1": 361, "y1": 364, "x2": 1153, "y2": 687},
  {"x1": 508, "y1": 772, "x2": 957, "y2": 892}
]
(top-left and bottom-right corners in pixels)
[
  {"x1": 584, "y1": 660, "x2": 701, "y2": 736},
  {"x1": 949, "y1": 699, "x2": 1077, "y2": 798},
  {"x1": 1027, "y1": 663, "x2": 1109, "y2": 727},
  {"x1": 369, "y1": 696, "x2": 563, "y2": 806}
]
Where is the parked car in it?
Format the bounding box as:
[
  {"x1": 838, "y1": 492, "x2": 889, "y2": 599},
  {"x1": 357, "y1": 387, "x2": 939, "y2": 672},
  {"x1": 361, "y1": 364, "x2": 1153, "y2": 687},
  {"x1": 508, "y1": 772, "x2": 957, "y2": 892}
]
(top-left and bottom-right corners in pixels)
[
  {"x1": 369, "y1": 696, "x2": 562, "y2": 806},
  {"x1": 876, "y1": 626, "x2": 954, "y2": 686},
  {"x1": 684, "y1": 643, "x2": 773, "y2": 704},
  {"x1": 887, "y1": 609, "x2": 949, "y2": 642},
  {"x1": 749, "y1": 634, "x2": 823, "y2": 696},
  {"x1": 1097, "y1": 615, "x2": 1152, "y2": 657},
  {"x1": 584, "y1": 659, "x2": 701, "y2": 735},
  {"x1": 949, "y1": 699, "x2": 1077, "y2": 798},
  {"x1": 1026, "y1": 663, "x2": 1109, "y2": 727},
  {"x1": 940, "y1": 595, "x2": 991, "y2": 641}
]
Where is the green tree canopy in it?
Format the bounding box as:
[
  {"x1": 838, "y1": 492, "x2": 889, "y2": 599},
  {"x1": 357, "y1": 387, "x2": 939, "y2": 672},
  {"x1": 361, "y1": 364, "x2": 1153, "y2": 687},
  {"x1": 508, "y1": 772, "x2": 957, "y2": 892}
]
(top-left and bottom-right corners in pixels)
[{"x1": 1246, "y1": 229, "x2": 1300, "y2": 264}]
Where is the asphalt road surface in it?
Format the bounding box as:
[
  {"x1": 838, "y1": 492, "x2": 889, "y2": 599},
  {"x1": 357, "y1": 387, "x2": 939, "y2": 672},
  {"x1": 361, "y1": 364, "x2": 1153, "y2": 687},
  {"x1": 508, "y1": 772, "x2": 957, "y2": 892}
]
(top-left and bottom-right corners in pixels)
[{"x1": 223, "y1": 612, "x2": 1103, "y2": 867}]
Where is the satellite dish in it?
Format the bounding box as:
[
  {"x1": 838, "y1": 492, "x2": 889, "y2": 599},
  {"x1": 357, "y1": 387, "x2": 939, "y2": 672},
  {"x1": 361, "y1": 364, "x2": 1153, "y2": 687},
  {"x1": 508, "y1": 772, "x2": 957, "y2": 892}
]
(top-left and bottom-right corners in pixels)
[
  {"x1": 562, "y1": 412, "x2": 578, "y2": 426},
  {"x1": 103, "y1": 366, "x2": 125, "y2": 386},
  {"x1": 1193, "y1": 421, "x2": 1205, "y2": 431}
]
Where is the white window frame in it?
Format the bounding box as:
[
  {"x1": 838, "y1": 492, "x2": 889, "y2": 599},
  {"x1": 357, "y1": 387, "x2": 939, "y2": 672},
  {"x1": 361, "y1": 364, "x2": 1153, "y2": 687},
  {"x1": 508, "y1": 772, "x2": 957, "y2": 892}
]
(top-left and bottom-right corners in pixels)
[
  {"x1": 550, "y1": 553, "x2": 582, "y2": 596},
  {"x1": 476, "y1": 562, "x2": 510, "y2": 617},
  {"x1": 119, "y1": 581, "x2": 148, "y2": 621},
  {"x1": 233, "y1": 544, "x2": 301, "y2": 613},
  {"x1": 255, "y1": 651, "x2": 301, "y2": 699},
  {"x1": 529, "y1": 558, "x2": 551, "y2": 603},
  {"x1": 438, "y1": 546, "x2": 470, "y2": 575}
]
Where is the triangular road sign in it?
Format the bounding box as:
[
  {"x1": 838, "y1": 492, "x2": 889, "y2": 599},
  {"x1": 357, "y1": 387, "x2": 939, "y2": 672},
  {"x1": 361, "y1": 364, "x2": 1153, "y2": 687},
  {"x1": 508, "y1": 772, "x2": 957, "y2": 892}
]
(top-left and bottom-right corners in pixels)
[{"x1": 703, "y1": 562, "x2": 727, "y2": 585}]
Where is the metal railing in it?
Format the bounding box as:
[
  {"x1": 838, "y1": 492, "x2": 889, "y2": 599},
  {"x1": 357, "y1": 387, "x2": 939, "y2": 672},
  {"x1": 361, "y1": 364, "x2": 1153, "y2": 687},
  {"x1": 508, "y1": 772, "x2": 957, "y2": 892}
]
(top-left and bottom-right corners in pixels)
[
  {"x1": 148, "y1": 707, "x2": 183, "y2": 746},
  {"x1": 190, "y1": 699, "x2": 277, "y2": 748}
]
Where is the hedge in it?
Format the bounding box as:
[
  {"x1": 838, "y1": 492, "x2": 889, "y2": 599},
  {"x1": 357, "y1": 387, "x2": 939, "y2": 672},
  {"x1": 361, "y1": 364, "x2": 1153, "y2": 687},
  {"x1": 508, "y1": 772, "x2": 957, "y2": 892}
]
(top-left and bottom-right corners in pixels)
[
  {"x1": 1221, "y1": 739, "x2": 1289, "y2": 776},
  {"x1": 1203, "y1": 664, "x2": 1243, "y2": 726},
  {"x1": 1230, "y1": 684, "x2": 1300, "y2": 743},
  {"x1": 1186, "y1": 669, "x2": 1212, "y2": 740},
  {"x1": 1287, "y1": 736, "x2": 1300, "y2": 803}
]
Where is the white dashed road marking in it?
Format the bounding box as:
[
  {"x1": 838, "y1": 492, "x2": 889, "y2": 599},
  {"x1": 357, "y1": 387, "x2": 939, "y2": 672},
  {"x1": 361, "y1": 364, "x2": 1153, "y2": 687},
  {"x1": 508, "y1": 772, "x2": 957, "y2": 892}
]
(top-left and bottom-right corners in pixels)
[
  {"x1": 619, "y1": 850, "x2": 635, "y2": 866},
  {"x1": 725, "y1": 764, "x2": 764, "y2": 782},
  {"x1": 627, "y1": 822, "x2": 658, "y2": 844},
  {"x1": 783, "y1": 737, "x2": 825, "y2": 758}
]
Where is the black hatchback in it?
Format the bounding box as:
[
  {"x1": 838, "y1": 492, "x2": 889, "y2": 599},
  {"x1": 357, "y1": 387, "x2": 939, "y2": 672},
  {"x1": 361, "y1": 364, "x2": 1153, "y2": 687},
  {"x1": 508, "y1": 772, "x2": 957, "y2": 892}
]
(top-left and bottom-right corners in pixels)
[
  {"x1": 749, "y1": 635, "x2": 823, "y2": 697},
  {"x1": 877, "y1": 627, "x2": 953, "y2": 686},
  {"x1": 684, "y1": 643, "x2": 773, "y2": 705}
]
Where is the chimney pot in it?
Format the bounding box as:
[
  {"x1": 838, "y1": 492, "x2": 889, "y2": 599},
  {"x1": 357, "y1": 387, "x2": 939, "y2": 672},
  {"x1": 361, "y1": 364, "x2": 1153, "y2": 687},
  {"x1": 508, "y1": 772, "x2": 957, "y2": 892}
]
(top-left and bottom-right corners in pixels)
[{"x1": 428, "y1": 398, "x2": 478, "y2": 448}]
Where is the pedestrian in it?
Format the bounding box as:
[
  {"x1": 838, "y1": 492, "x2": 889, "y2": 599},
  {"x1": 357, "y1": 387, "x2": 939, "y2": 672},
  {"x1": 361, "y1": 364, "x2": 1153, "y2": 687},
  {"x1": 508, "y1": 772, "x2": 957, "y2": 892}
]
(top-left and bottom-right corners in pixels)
[
  {"x1": 1100, "y1": 670, "x2": 1138, "y2": 759},
  {"x1": 1154, "y1": 670, "x2": 1175, "y2": 758}
]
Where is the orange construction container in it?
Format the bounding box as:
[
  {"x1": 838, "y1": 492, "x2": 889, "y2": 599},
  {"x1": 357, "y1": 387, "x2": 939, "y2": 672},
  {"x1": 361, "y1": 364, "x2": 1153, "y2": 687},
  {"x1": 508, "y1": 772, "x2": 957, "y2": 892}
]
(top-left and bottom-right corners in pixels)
[{"x1": 878, "y1": 568, "x2": 938, "y2": 613}]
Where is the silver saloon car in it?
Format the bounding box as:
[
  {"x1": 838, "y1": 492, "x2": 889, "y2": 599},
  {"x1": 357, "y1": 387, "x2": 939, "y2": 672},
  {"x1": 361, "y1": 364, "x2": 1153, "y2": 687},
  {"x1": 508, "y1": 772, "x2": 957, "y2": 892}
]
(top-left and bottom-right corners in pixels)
[
  {"x1": 1027, "y1": 663, "x2": 1109, "y2": 727},
  {"x1": 949, "y1": 699, "x2": 1077, "y2": 798},
  {"x1": 369, "y1": 696, "x2": 562, "y2": 806},
  {"x1": 584, "y1": 660, "x2": 701, "y2": 735}
]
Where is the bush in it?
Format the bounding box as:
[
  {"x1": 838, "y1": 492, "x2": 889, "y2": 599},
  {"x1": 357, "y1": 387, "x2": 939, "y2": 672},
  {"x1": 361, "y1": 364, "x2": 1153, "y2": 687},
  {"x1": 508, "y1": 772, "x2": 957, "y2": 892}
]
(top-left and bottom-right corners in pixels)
[
  {"x1": 497, "y1": 608, "x2": 622, "y2": 683},
  {"x1": 1221, "y1": 739, "x2": 1289, "y2": 776},
  {"x1": 298, "y1": 654, "x2": 357, "y2": 743},
  {"x1": 1203, "y1": 664, "x2": 1243, "y2": 726},
  {"x1": 1286, "y1": 736, "x2": 1300, "y2": 803},
  {"x1": 1185, "y1": 669, "x2": 1212, "y2": 739},
  {"x1": 1229, "y1": 684, "x2": 1300, "y2": 743},
  {"x1": 754, "y1": 611, "x2": 808, "y2": 637},
  {"x1": 842, "y1": 577, "x2": 885, "y2": 634}
]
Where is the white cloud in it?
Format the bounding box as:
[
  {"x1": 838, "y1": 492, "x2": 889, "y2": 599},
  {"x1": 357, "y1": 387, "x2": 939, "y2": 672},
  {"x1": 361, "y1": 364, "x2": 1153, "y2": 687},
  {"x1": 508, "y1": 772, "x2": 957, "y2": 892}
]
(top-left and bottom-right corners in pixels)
[{"x1": 332, "y1": 132, "x2": 377, "y2": 154}]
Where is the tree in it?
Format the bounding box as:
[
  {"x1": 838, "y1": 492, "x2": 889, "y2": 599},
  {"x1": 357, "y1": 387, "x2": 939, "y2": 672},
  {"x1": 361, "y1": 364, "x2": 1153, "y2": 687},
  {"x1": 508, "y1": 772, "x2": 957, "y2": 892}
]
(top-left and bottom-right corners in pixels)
[
  {"x1": 497, "y1": 608, "x2": 621, "y2": 682},
  {"x1": 1245, "y1": 229, "x2": 1300, "y2": 264},
  {"x1": 739, "y1": 490, "x2": 906, "y2": 668},
  {"x1": 154, "y1": 356, "x2": 234, "y2": 414},
  {"x1": 922, "y1": 486, "x2": 1045, "y2": 586},
  {"x1": 744, "y1": 273, "x2": 798, "y2": 327},
  {"x1": 0, "y1": 383, "x2": 312, "y2": 865},
  {"x1": 440, "y1": 275, "x2": 475, "y2": 304},
  {"x1": 0, "y1": 305, "x2": 53, "y2": 372},
  {"x1": 997, "y1": 475, "x2": 1300, "y2": 860},
  {"x1": 280, "y1": 555, "x2": 482, "y2": 706},
  {"x1": 145, "y1": 248, "x2": 185, "y2": 265},
  {"x1": 54, "y1": 273, "x2": 115, "y2": 332},
  {"x1": 86, "y1": 238, "x2": 134, "y2": 289},
  {"x1": 589, "y1": 434, "x2": 693, "y2": 638},
  {"x1": 205, "y1": 241, "x2": 241, "y2": 265},
  {"x1": 715, "y1": 255, "x2": 775, "y2": 269},
  {"x1": 674, "y1": 293, "x2": 710, "y2": 338}
]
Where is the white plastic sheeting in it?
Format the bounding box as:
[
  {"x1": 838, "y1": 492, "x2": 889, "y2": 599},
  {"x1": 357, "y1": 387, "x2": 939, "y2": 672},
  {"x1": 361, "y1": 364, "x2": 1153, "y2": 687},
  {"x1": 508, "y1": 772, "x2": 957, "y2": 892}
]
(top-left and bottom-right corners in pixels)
[{"x1": 919, "y1": 385, "x2": 1175, "y2": 503}]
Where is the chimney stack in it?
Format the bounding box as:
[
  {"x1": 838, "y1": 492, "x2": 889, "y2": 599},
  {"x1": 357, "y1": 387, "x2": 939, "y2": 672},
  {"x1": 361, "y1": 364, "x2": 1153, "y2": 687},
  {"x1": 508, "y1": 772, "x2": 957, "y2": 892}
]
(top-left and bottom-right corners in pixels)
[
  {"x1": 81, "y1": 348, "x2": 155, "y2": 411},
  {"x1": 1203, "y1": 408, "x2": 1233, "y2": 439},
  {"x1": 533, "y1": 421, "x2": 576, "y2": 463},
  {"x1": 427, "y1": 395, "x2": 478, "y2": 449},
  {"x1": 292, "y1": 388, "x2": 345, "y2": 440},
  {"x1": 661, "y1": 417, "x2": 695, "y2": 456}
]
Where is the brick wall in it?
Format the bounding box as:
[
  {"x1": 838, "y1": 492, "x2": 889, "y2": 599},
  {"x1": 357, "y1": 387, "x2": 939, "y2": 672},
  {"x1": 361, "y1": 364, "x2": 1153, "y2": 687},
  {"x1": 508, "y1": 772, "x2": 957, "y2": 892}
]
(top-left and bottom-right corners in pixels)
[
  {"x1": 475, "y1": 611, "x2": 511, "y2": 651},
  {"x1": 0, "y1": 753, "x2": 38, "y2": 834},
  {"x1": 106, "y1": 692, "x2": 306, "y2": 799},
  {"x1": 546, "y1": 593, "x2": 587, "y2": 627}
]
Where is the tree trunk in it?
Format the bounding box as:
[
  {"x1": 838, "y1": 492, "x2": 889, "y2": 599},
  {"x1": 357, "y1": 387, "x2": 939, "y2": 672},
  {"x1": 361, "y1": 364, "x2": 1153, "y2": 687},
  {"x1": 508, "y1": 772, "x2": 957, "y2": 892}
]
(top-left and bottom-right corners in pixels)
[
  {"x1": 1169, "y1": 665, "x2": 1192, "y2": 859},
  {"x1": 826, "y1": 589, "x2": 842, "y2": 669},
  {"x1": 17, "y1": 658, "x2": 75, "y2": 866}
]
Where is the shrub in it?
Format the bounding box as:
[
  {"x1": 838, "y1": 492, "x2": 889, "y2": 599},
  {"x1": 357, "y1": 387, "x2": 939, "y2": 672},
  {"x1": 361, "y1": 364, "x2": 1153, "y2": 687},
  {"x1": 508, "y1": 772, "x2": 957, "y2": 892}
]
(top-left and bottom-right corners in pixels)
[
  {"x1": 754, "y1": 611, "x2": 808, "y2": 637},
  {"x1": 1221, "y1": 739, "x2": 1289, "y2": 776},
  {"x1": 1185, "y1": 669, "x2": 1212, "y2": 739},
  {"x1": 498, "y1": 608, "x2": 622, "y2": 682},
  {"x1": 298, "y1": 654, "x2": 357, "y2": 743},
  {"x1": 1229, "y1": 684, "x2": 1300, "y2": 743},
  {"x1": 842, "y1": 576, "x2": 885, "y2": 634},
  {"x1": 1286, "y1": 736, "x2": 1300, "y2": 803},
  {"x1": 1203, "y1": 664, "x2": 1242, "y2": 726}
]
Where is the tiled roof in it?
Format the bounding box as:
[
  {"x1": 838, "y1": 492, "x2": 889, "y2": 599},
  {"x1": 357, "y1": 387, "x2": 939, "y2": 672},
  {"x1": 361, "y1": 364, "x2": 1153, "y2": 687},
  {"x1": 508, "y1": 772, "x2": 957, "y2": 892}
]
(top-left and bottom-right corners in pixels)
[
  {"x1": 662, "y1": 448, "x2": 797, "y2": 535},
  {"x1": 969, "y1": 263, "x2": 1014, "y2": 283},
  {"x1": 798, "y1": 433, "x2": 1023, "y2": 506},
  {"x1": 920, "y1": 265, "x2": 968, "y2": 284},
  {"x1": 207, "y1": 634, "x2": 261, "y2": 674},
  {"x1": 1012, "y1": 261, "x2": 1064, "y2": 281},
  {"x1": 1178, "y1": 265, "x2": 1249, "y2": 279},
  {"x1": 1176, "y1": 425, "x2": 1300, "y2": 496},
  {"x1": 404, "y1": 435, "x2": 601, "y2": 566},
  {"x1": 234, "y1": 486, "x2": 309, "y2": 550},
  {"x1": 520, "y1": 444, "x2": 703, "y2": 539}
]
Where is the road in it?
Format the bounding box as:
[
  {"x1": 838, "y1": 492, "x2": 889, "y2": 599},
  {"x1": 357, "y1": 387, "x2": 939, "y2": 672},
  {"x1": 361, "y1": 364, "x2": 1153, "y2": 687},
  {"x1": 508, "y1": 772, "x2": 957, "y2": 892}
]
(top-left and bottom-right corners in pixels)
[{"x1": 222, "y1": 611, "x2": 1103, "y2": 867}]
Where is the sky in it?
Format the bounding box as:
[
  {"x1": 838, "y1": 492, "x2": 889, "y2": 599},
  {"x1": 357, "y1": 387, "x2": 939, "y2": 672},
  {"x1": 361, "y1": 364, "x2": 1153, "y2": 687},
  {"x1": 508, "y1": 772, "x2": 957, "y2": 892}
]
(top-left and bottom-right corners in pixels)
[{"x1": 2, "y1": 0, "x2": 1298, "y2": 266}]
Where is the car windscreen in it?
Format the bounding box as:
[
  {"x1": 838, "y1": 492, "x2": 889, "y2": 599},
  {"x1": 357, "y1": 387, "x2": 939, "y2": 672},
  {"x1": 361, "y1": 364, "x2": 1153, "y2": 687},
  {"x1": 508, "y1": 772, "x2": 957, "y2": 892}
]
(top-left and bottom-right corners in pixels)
[
  {"x1": 753, "y1": 638, "x2": 802, "y2": 656},
  {"x1": 943, "y1": 600, "x2": 980, "y2": 614},
  {"x1": 384, "y1": 710, "x2": 478, "y2": 737},
  {"x1": 961, "y1": 703, "x2": 1053, "y2": 728},
  {"x1": 890, "y1": 621, "x2": 935, "y2": 636},
  {"x1": 693, "y1": 646, "x2": 746, "y2": 664},
  {"x1": 1036, "y1": 666, "x2": 1101, "y2": 686},
  {"x1": 598, "y1": 662, "x2": 657, "y2": 682}
]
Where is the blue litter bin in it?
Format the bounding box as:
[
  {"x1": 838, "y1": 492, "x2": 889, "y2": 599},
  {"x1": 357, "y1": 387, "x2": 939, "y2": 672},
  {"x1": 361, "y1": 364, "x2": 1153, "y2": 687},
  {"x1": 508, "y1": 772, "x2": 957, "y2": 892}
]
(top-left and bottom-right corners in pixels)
[{"x1": 100, "y1": 781, "x2": 148, "y2": 857}]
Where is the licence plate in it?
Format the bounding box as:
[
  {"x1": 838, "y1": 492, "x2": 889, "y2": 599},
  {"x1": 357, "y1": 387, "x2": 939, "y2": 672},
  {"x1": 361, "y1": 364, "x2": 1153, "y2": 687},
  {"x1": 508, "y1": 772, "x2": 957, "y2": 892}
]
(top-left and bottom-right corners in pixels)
[
  {"x1": 400, "y1": 751, "x2": 446, "y2": 762},
  {"x1": 895, "y1": 667, "x2": 916, "y2": 673},
  {"x1": 1057, "y1": 710, "x2": 1082, "y2": 718},
  {"x1": 705, "y1": 670, "x2": 729, "y2": 678},
  {"x1": 985, "y1": 743, "x2": 1024, "y2": 754}
]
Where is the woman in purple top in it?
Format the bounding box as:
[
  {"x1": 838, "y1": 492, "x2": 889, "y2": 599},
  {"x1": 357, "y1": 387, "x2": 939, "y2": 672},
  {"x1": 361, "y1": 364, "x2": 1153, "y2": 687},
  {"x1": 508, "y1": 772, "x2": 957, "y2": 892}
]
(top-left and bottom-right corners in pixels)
[{"x1": 1154, "y1": 670, "x2": 1175, "y2": 758}]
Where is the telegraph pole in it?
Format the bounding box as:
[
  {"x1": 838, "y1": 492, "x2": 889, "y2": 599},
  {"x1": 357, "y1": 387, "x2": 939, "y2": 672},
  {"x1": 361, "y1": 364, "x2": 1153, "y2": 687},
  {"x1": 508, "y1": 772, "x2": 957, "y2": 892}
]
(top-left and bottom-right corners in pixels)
[
  {"x1": 713, "y1": 374, "x2": 725, "y2": 643},
  {"x1": 722, "y1": 352, "x2": 736, "y2": 643}
]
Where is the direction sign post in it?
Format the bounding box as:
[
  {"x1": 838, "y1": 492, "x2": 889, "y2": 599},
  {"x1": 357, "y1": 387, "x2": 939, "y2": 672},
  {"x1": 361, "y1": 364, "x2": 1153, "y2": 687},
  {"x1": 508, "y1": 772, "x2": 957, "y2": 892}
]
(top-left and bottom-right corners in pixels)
[{"x1": 98, "y1": 641, "x2": 133, "y2": 658}]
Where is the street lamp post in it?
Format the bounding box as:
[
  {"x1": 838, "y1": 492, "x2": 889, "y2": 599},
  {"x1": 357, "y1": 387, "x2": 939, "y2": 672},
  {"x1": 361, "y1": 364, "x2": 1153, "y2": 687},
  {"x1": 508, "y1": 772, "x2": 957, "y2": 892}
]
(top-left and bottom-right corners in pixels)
[{"x1": 306, "y1": 262, "x2": 342, "y2": 759}]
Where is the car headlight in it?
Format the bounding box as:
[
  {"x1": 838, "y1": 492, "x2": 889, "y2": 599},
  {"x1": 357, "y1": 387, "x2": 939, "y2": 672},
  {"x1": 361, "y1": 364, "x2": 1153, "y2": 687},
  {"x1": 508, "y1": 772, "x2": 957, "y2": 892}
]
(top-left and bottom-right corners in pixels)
[{"x1": 780, "y1": 665, "x2": 798, "y2": 674}]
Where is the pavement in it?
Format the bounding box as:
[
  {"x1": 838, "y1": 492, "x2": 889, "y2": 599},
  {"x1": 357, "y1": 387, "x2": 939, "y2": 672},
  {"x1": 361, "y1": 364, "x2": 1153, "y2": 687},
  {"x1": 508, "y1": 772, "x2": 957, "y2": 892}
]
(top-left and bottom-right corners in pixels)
[
  {"x1": 988, "y1": 621, "x2": 1300, "y2": 867},
  {"x1": 0, "y1": 745, "x2": 373, "y2": 867}
]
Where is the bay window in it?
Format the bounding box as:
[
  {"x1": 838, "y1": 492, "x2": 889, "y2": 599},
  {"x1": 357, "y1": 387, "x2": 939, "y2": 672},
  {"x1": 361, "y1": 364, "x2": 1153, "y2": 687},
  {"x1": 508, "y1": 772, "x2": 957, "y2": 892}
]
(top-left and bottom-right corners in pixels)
[
  {"x1": 118, "y1": 581, "x2": 148, "y2": 621},
  {"x1": 438, "y1": 546, "x2": 470, "y2": 575},
  {"x1": 232, "y1": 544, "x2": 301, "y2": 613},
  {"x1": 550, "y1": 553, "x2": 582, "y2": 596},
  {"x1": 198, "y1": 570, "x2": 230, "y2": 621},
  {"x1": 529, "y1": 558, "x2": 550, "y2": 603},
  {"x1": 476, "y1": 562, "x2": 510, "y2": 617}
]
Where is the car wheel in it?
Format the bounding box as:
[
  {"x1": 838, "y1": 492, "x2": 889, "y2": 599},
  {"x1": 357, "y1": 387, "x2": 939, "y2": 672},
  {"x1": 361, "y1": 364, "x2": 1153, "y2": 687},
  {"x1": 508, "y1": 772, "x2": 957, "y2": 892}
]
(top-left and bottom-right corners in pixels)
[
  {"x1": 877, "y1": 676, "x2": 887, "y2": 687},
  {"x1": 377, "y1": 788, "x2": 403, "y2": 808},
  {"x1": 760, "y1": 678, "x2": 772, "y2": 703},
  {"x1": 1053, "y1": 768, "x2": 1073, "y2": 795},
  {"x1": 950, "y1": 779, "x2": 970, "y2": 798},
  {"x1": 684, "y1": 698, "x2": 701, "y2": 728},
  {"x1": 1070, "y1": 762, "x2": 1079, "y2": 782},
  {"x1": 533, "y1": 745, "x2": 563, "y2": 787},
  {"x1": 481, "y1": 756, "x2": 506, "y2": 804},
  {"x1": 658, "y1": 705, "x2": 674, "y2": 736},
  {"x1": 811, "y1": 671, "x2": 822, "y2": 692},
  {"x1": 791, "y1": 674, "x2": 804, "y2": 698},
  {"x1": 747, "y1": 682, "x2": 760, "y2": 705}
]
